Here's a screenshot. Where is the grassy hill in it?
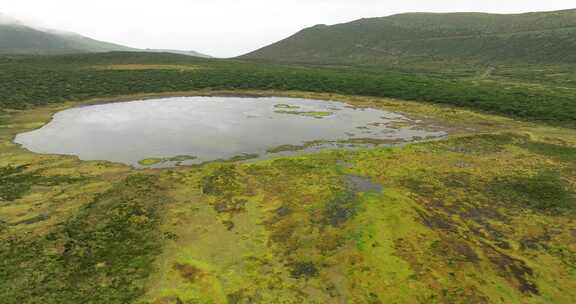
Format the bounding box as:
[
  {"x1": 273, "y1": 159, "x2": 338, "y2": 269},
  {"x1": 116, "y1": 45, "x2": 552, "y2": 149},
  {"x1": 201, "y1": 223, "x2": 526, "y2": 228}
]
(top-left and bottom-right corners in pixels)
[
  {"x1": 0, "y1": 23, "x2": 136, "y2": 55},
  {"x1": 241, "y1": 9, "x2": 576, "y2": 65},
  {"x1": 0, "y1": 14, "x2": 211, "y2": 57},
  {"x1": 142, "y1": 49, "x2": 212, "y2": 58}
]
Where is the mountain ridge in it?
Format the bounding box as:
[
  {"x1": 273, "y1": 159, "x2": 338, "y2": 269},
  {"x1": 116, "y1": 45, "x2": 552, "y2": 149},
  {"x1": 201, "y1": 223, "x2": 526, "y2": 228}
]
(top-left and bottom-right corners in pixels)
[
  {"x1": 240, "y1": 8, "x2": 576, "y2": 65},
  {"x1": 0, "y1": 13, "x2": 211, "y2": 58},
  {"x1": 143, "y1": 49, "x2": 212, "y2": 58},
  {"x1": 0, "y1": 21, "x2": 135, "y2": 55}
]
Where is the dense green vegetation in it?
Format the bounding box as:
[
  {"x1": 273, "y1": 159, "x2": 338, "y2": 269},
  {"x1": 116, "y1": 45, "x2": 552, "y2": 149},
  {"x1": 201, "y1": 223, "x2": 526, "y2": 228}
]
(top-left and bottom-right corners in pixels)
[
  {"x1": 0, "y1": 52, "x2": 574, "y2": 127},
  {"x1": 0, "y1": 165, "x2": 83, "y2": 201},
  {"x1": 242, "y1": 9, "x2": 576, "y2": 65},
  {"x1": 0, "y1": 174, "x2": 165, "y2": 304},
  {"x1": 489, "y1": 170, "x2": 574, "y2": 213}
]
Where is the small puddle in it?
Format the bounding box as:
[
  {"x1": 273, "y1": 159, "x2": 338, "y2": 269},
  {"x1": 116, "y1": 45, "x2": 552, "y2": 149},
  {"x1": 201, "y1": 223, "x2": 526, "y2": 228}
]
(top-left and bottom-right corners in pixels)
[{"x1": 345, "y1": 175, "x2": 383, "y2": 193}]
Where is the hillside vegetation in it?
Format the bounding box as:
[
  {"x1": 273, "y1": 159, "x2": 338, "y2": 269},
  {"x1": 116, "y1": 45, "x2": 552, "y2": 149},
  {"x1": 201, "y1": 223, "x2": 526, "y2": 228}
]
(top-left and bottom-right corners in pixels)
[
  {"x1": 0, "y1": 52, "x2": 574, "y2": 127},
  {"x1": 0, "y1": 14, "x2": 210, "y2": 57},
  {"x1": 242, "y1": 9, "x2": 576, "y2": 65},
  {"x1": 0, "y1": 24, "x2": 135, "y2": 55}
]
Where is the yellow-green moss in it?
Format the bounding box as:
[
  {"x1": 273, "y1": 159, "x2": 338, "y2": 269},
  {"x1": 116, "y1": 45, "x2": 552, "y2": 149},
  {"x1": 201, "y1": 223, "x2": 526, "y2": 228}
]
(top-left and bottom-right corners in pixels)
[{"x1": 138, "y1": 158, "x2": 164, "y2": 166}]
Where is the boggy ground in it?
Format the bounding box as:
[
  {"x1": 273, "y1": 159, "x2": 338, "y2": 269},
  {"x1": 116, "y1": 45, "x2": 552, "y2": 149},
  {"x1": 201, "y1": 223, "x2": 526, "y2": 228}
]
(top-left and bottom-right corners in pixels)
[{"x1": 0, "y1": 91, "x2": 575, "y2": 304}]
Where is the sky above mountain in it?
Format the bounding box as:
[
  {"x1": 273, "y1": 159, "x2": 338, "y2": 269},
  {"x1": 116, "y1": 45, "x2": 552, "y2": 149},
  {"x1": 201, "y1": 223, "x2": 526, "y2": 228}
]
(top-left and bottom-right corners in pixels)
[{"x1": 3, "y1": 0, "x2": 575, "y2": 57}]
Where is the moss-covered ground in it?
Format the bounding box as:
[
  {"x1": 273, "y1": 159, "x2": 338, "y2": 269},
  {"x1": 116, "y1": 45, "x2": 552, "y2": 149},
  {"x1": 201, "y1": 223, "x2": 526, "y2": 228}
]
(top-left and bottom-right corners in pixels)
[
  {"x1": 1, "y1": 92, "x2": 575, "y2": 303},
  {"x1": 274, "y1": 110, "x2": 334, "y2": 118}
]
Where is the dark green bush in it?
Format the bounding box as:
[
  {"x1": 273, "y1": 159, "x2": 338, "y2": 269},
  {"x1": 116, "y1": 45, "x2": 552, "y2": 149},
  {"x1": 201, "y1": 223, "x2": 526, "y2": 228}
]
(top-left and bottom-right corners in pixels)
[
  {"x1": 0, "y1": 174, "x2": 164, "y2": 304},
  {"x1": 488, "y1": 170, "x2": 575, "y2": 213},
  {"x1": 1, "y1": 53, "x2": 575, "y2": 127}
]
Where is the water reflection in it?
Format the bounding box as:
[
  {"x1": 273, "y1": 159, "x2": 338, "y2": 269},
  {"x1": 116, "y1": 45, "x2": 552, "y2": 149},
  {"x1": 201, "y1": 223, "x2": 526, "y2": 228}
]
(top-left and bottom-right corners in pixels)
[{"x1": 15, "y1": 96, "x2": 446, "y2": 168}]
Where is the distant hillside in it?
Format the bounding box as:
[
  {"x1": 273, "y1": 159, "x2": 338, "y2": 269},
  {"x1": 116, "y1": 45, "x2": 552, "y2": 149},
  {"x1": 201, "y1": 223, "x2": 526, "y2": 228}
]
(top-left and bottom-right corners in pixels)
[
  {"x1": 0, "y1": 14, "x2": 210, "y2": 58},
  {"x1": 143, "y1": 49, "x2": 212, "y2": 58},
  {"x1": 0, "y1": 22, "x2": 135, "y2": 55},
  {"x1": 241, "y1": 9, "x2": 576, "y2": 65}
]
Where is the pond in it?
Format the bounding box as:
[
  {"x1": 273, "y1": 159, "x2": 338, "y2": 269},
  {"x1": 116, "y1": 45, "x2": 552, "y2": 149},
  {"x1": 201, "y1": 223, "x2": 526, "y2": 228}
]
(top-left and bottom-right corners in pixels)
[{"x1": 15, "y1": 96, "x2": 447, "y2": 168}]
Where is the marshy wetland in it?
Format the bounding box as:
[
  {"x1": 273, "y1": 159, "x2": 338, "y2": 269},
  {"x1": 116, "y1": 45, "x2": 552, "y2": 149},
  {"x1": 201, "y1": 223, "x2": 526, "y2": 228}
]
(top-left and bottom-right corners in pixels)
[
  {"x1": 1, "y1": 89, "x2": 576, "y2": 304},
  {"x1": 14, "y1": 96, "x2": 446, "y2": 168},
  {"x1": 4, "y1": 4, "x2": 576, "y2": 302}
]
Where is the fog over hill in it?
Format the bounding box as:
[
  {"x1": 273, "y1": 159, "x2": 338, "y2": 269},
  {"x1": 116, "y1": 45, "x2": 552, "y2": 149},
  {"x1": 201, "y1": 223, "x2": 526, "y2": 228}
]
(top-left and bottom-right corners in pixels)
[
  {"x1": 0, "y1": 13, "x2": 210, "y2": 57},
  {"x1": 0, "y1": 12, "x2": 22, "y2": 25}
]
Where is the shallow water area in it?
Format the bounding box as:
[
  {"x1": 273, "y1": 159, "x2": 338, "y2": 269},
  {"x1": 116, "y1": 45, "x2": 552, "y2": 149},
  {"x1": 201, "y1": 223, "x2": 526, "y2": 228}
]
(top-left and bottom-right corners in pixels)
[{"x1": 15, "y1": 96, "x2": 447, "y2": 168}]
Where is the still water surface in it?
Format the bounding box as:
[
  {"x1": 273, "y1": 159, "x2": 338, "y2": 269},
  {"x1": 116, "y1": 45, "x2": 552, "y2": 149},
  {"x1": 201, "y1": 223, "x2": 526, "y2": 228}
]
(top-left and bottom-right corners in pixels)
[{"x1": 15, "y1": 96, "x2": 446, "y2": 168}]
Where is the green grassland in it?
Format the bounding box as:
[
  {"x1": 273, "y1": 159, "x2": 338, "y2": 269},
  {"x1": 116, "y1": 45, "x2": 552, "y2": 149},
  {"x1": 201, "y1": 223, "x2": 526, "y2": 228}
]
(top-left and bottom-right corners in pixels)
[{"x1": 1, "y1": 78, "x2": 575, "y2": 303}]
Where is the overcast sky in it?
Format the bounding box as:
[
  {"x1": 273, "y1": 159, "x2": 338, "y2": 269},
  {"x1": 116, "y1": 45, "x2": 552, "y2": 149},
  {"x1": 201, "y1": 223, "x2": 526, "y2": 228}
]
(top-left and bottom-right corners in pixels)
[{"x1": 3, "y1": 0, "x2": 575, "y2": 57}]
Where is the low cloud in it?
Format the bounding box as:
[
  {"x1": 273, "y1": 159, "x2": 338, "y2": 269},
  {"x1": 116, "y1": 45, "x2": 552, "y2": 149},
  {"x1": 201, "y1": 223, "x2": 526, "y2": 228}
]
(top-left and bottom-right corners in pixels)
[
  {"x1": 0, "y1": 13, "x2": 23, "y2": 25},
  {"x1": 0, "y1": 13, "x2": 73, "y2": 36}
]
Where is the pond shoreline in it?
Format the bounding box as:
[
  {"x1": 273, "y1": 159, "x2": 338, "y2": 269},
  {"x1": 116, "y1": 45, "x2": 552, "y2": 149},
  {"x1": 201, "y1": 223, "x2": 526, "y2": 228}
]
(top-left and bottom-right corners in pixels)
[
  {"x1": 2, "y1": 89, "x2": 531, "y2": 172},
  {"x1": 14, "y1": 95, "x2": 448, "y2": 168}
]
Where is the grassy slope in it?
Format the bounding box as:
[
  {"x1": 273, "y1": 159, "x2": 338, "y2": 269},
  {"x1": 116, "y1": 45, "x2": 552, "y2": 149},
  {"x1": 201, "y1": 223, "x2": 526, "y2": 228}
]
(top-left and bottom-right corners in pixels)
[
  {"x1": 241, "y1": 9, "x2": 576, "y2": 65},
  {"x1": 0, "y1": 22, "x2": 209, "y2": 57},
  {"x1": 0, "y1": 90, "x2": 575, "y2": 303},
  {"x1": 0, "y1": 24, "x2": 134, "y2": 55}
]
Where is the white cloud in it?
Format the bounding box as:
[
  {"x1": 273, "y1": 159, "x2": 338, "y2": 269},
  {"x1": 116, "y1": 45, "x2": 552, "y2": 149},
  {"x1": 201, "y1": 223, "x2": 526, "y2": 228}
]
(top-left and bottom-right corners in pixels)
[
  {"x1": 0, "y1": 12, "x2": 22, "y2": 25},
  {"x1": 3, "y1": 0, "x2": 575, "y2": 57}
]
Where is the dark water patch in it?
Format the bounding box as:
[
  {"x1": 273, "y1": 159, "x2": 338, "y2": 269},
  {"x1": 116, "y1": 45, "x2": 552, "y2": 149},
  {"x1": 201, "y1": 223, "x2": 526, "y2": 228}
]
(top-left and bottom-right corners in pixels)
[
  {"x1": 274, "y1": 206, "x2": 292, "y2": 217},
  {"x1": 289, "y1": 262, "x2": 319, "y2": 279},
  {"x1": 173, "y1": 263, "x2": 205, "y2": 283},
  {"x1": 322, "y1": 190, "x2": 358, "y2": 227},
  {"x1": 344, "y1": 175, "x2": 383, "y2": 193}
]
